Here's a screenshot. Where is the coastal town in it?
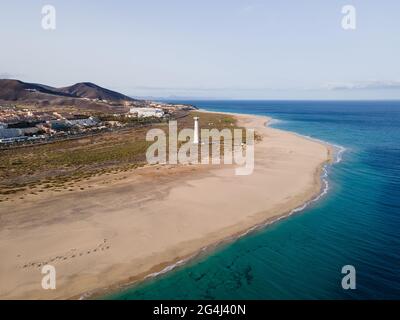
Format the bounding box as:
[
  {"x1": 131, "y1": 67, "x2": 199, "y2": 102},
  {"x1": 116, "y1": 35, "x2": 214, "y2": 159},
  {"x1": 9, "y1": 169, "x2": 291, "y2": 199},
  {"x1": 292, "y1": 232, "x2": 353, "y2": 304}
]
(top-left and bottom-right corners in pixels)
[{"x1": 0, "y1": 102, "x2": 194, "y2": 146}]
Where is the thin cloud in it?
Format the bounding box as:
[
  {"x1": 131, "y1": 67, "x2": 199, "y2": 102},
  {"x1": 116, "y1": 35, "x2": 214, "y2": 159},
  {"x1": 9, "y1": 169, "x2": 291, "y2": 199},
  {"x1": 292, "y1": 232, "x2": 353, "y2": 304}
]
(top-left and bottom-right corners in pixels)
[
  {"x1": 325, "y1": 81, "x2": 400, "y2": 91},
  {"x1": 127, "y1": 85, "x2": 286, "y2": 93}
]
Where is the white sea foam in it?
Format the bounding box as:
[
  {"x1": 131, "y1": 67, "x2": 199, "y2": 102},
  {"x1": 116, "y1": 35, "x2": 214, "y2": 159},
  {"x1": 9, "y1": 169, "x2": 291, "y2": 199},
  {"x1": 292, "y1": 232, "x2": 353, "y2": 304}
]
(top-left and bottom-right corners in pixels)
[
  {"x1": 144, "y1": 256, "x2": 195, "y2": 279},
  {"x1": 265, "y1": 117, "x2": 346, "y2": 164},
  {"x1": 333, "y1": 144, "x2": 346, "y2": 163},
  {"x1": 267, "y1": 118, "x2": 286, "y2": 126},
  {"x1": 79, "y1": 255, "x2": 197, "y2": 299},
  {"x1": 252, "y1": 117, "x2": 346, "y2": 227}
]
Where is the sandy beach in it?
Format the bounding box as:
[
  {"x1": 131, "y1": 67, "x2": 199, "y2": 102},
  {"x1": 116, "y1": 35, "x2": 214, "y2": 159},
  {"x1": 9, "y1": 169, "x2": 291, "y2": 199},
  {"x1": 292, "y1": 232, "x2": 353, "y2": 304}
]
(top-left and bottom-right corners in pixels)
[{"x1": 0, "y1": 112, "x2": 331, "y2": 299}]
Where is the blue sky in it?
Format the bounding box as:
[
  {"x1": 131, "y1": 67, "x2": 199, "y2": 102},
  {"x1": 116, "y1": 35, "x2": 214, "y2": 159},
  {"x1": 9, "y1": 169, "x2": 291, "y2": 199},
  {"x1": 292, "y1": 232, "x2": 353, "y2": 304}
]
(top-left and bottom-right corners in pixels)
[{"x1": 1, "y1": 0, "x2": 399, "y2": 99}]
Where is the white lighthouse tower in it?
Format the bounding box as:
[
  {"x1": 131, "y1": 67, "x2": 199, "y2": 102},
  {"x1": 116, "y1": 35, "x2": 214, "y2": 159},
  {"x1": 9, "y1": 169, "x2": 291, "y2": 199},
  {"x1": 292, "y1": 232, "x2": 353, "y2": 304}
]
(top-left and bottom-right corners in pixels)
[{"x1": 193, "y1": 116, "x2": 200, "y2": 144}]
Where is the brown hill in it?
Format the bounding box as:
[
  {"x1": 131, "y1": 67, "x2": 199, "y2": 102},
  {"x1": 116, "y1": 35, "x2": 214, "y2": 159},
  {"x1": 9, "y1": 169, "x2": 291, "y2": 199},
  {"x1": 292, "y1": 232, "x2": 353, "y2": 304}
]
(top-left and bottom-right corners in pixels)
[
  {"x1": 58, "y1": 82, "x2": 134, "y2": 102},
  {"x1": 0, "y1": 79, "x2": 141, "y2": 112},
  {"x1": 0, "y1": 79, "x2": 72, "y2": 100}
]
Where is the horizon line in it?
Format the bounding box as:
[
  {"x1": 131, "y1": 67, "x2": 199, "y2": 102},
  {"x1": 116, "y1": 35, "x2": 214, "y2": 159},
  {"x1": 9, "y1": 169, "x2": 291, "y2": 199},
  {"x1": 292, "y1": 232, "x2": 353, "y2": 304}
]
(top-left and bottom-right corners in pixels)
[{"x1": 133, "y1": 97, "x2": 400, "y2": 102}]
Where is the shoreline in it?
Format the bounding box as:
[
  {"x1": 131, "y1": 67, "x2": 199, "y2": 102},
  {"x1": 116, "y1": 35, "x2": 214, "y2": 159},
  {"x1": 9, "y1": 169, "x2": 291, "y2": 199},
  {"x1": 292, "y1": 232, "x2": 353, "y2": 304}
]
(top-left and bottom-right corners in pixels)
[
  {"x1": 98, "y1": 121, "x2": 336, "y2": 300},
  {"x1": 198, "y1": 107, "x2": 342, "y2": 163},
  {"x1": 88, "y1": 111, "x2": 336, "y2": 299},
  {"x1": 100, "y1": 165, "x2": 328, "y2": 300},
  {"x1": 0, "y1": 111, "x2": 332, "y2": 300}
]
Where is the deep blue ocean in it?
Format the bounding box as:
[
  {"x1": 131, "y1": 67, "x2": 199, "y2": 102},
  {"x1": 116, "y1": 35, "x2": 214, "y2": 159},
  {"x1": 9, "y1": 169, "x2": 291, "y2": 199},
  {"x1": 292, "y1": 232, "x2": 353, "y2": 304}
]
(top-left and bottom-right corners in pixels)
[{"x1": 108, "y1": 100, "x2": 400, "y2": 300}]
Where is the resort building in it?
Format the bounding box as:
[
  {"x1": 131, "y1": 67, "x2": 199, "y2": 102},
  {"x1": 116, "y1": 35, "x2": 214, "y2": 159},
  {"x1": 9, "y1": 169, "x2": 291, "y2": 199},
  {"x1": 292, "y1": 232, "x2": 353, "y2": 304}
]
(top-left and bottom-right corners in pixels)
[
  {"x1": 129, "y1": 107, "x2": 164, "y2": 118},
  {"x1": 0, "y1": 128, "x2": 24, "y2": 138},
  {"x1": 67, "y1": 116, "x2": 99, "y2": 127},
  {"x1": 49, "y1": 116, "x2": 99, "y2": 130}
]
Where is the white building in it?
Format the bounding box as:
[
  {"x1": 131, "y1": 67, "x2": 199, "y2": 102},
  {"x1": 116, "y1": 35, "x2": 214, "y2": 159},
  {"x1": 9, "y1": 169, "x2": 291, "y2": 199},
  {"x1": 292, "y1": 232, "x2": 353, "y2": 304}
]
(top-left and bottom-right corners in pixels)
[
  {"x1": 68, "y1": 116, "x2": 98, "y2": 127},
  {"x1": 129, "y1": 108, "x2": 164, "y2": 118},
  {"x1": 0, "y1": 128, "x2": 24, "y2": 138}
]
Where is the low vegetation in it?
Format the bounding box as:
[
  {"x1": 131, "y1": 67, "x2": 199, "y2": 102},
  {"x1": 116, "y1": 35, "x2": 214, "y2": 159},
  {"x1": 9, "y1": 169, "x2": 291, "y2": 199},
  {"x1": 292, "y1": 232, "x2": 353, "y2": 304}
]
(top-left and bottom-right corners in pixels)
[{"x1": 0, "y1": 111, "x2": 254, "y2": 201}]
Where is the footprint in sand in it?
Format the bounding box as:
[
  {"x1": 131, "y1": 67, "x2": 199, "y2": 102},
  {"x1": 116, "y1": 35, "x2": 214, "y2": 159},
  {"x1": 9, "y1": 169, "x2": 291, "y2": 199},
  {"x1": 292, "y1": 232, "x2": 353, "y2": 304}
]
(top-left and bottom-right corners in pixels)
[{"x1": 22, "y1": 241, "x2": 113, "y2": 269}]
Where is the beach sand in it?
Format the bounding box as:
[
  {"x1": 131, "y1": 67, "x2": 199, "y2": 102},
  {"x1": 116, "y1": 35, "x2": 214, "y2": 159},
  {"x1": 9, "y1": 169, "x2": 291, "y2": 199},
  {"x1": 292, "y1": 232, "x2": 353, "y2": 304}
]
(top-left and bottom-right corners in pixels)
[{"x1": 0, "y1": 112, "x2": 331, "y2": 299}]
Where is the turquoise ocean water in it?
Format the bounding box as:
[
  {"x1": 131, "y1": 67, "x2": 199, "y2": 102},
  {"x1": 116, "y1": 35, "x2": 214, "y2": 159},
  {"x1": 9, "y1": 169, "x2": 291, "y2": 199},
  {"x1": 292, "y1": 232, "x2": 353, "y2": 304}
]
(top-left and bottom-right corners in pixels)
[{"x1": 108, "y1": 101, "x2": 400, "y2": 300}]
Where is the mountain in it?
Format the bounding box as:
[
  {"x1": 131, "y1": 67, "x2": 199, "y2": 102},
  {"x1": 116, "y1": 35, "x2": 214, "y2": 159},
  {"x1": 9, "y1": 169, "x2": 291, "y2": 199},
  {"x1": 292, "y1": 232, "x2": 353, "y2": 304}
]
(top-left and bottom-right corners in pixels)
[
  {"x1": 58, "y1": 82, "x2": 134, "y2": 102},
  {"x1": 0, "y1": 79, "x2": 141, "y2": 112},
  {"x1": 0, "y1": 79, "x2": 71, "y2": 100}
]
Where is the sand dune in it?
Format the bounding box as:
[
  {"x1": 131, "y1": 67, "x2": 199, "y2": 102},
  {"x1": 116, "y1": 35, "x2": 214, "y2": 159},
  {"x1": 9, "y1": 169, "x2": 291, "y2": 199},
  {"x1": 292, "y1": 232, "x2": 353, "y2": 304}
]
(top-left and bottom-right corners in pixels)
[{"x1": 0, "y1": 112, "x2": 331, "y2": 299}]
